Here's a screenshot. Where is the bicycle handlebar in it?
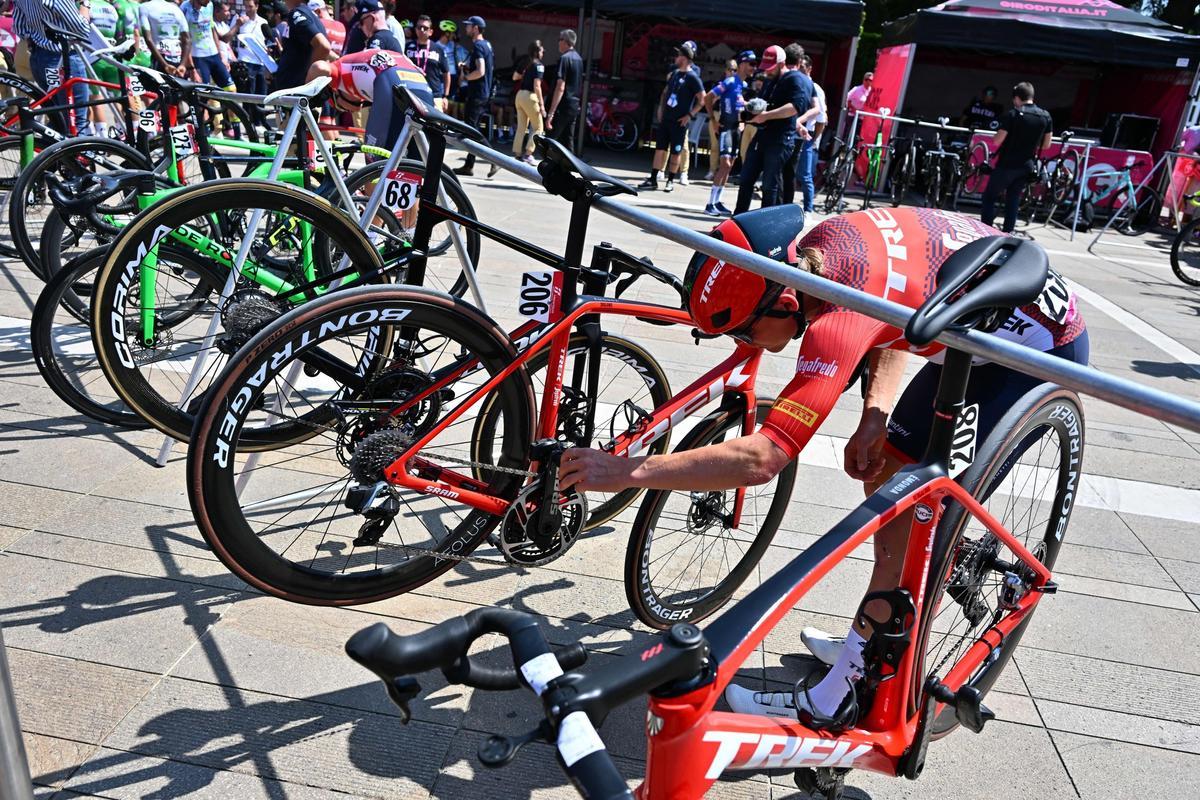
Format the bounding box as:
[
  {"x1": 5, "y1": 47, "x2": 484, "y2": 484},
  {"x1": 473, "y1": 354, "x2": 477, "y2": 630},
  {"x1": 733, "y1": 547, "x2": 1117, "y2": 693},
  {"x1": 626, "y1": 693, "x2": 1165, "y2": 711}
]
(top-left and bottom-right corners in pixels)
[{"x1": 347, "y1": 608, "x2": 632, "y2": 799}]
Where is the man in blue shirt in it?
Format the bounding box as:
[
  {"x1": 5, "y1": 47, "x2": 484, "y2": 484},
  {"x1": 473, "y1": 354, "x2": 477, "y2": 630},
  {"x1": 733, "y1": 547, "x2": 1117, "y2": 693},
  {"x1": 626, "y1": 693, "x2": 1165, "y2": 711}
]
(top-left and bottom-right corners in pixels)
[
  {"x1": 734, "y1": 42, "x2": 813, "y2": 213},
  {"x1": 704, "y1": 51, "x2": 755, "y2": 215},
  {"x1": 275, "y1": 0, "x2": 330, "y2": 89},
  {"x1": 13, "y1": 0, "x2": 92, "y2": 133},
  {"x1": 453, "y1": 15, "x2": 495, "y2": 177},
  {"x1": 434, "y1": 19, "x2": 457, "y2": 89}
]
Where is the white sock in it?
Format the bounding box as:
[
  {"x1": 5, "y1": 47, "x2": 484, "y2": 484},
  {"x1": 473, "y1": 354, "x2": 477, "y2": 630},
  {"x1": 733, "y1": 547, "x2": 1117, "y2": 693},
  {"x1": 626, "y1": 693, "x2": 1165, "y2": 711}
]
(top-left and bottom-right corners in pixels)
[
  {"x1": 804, "y1": 628, "x2": 867, "y2": 717},
  {"x1": 709, "y1": 185, "x2": 720, "y2": 205}
]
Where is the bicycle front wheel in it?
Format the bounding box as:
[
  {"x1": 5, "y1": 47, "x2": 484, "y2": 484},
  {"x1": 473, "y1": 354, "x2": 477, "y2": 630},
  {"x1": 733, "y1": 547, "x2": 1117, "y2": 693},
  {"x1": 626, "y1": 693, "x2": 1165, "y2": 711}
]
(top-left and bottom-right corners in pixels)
[
  {"x1": 336, "y1": 159, "x2": 481, "y2": 297},
  {"x1": 90, "y1": 178, "x2": 387, "y2": 445},
  {"x1": 1171, "y1": 217, "x2": 1200, "y2": 286},
  {"x1": 963, "y1": 142, "x2": 991, "y2": 195},
  {"x1": 1115, "y1": 189, "x2": 1160, "y2": 237},
  {"x1": 187, "y1": 285, "x2": 535, "y2": 605},
  {"x1": 624, "y1": 398, "x2": 797, "y2": 629},
  {"x1": 8, "y1": 135, "x2": 151, "y2": 278},
  {"x1": 602, "y1": 114, "x2": 639, "y2": 151},
  {"x1": 919, "y1": 385, "x2": 1085, "y2": 738}
]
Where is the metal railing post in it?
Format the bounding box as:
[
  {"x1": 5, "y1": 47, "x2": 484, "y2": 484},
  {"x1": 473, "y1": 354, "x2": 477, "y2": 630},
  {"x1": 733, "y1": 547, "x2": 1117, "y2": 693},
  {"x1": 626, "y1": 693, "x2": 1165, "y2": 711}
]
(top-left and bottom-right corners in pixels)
[{"x1": 0, "y1": 624, "x2": 33, "y2": 800}]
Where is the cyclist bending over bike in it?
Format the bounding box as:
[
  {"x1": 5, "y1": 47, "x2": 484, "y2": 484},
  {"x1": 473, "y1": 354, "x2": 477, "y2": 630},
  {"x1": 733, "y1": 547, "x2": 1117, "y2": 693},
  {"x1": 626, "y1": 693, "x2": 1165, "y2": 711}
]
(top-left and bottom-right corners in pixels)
[
  {"x1": 560, "y1": 205, "x2": 1089, "y2": 727},
  {"x1": 306, "y1": 48, "x2": 433, "y2": 150}
]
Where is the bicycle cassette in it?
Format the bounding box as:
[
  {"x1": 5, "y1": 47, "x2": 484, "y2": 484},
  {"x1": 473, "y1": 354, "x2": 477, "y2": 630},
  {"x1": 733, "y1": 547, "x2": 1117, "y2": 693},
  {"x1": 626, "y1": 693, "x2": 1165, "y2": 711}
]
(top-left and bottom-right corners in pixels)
[{"x1": 497, "y1": 480, "x2": 587, "y2": 566}]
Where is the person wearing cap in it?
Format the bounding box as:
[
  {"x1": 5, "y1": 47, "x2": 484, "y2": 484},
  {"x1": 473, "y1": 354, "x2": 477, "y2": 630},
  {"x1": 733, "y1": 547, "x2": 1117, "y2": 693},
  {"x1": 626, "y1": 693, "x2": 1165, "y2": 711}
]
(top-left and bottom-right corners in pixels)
[
  {"x1": 734, "y1": 42, "x2": 812, "y2": 213},
  {"x1": 453, "y1": 15, "x2": 495, "y2": 177},
  {"x1": 405, "y1": 14, "x2": 449, "y2": 108},
  {"x1": 434, "y1": 20, "x2": 457, "y2": 101},
  {"x1": 703, "y1": 52, "x2": 755, "y2": 215},
  {"x1": 274, "y1": 0, "x2": 330, "y2": 90},
  {"x1": 636, "y1": 42, "x2": 704, "y2": 192},
  {"x1": 676, "y1": 40, "x2": 702, "y2": 186},
  {"x1": 360, "y1": 3, "x2": 401, "y2": 52},
  {"x1": 310, "y1": 0, "x2": 344, "y2": 56},
  {"x1": 546, "y1": 28, "x2": 582, "y2": 152}
]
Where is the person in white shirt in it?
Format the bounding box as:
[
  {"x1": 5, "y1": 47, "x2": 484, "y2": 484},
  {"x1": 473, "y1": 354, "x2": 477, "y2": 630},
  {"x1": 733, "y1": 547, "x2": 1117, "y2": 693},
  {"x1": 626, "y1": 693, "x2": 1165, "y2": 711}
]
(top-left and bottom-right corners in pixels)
[
  {"x1": 843, "y1": 71, "x2": 872, "y2": 139},
  {"x1": 795, "y1": 54, "x2": 827, "y2": 213}
]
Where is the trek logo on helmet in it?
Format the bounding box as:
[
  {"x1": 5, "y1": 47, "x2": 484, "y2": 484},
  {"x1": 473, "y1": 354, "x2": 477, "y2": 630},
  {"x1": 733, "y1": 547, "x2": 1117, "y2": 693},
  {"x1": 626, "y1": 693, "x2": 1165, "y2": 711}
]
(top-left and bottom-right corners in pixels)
[{"x1": 699, "y1": 260, "x2": 724, "y2": 303}]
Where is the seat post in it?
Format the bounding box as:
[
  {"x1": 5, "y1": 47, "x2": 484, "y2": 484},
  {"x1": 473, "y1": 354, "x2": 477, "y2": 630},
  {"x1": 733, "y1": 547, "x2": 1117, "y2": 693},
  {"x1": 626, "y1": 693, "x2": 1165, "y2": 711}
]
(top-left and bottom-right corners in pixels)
[
  {"x1": 921, "y1": 347, "x2": 974, "y2": 466},
  {"x1": 407, "y1": 127, "x2": 448, "y2": 286}
]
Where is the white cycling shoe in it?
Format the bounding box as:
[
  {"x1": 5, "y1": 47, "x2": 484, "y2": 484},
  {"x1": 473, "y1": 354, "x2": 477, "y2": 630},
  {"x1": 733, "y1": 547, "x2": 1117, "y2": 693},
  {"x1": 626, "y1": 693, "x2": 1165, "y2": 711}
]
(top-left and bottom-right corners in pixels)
[
  {"x1": 724, "y1": 684, "x2": 799, "y2": 717},
  {"x1": 801, "y1": 627, "x2": 846, "y2": 667}
]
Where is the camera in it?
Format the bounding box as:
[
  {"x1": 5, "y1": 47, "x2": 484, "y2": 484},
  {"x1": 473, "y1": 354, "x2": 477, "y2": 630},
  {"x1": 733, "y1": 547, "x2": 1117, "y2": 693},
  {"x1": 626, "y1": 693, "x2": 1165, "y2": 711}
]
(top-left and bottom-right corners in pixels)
[{"x1": 740, "y1": 98, "x2": 767, "y2": 122}]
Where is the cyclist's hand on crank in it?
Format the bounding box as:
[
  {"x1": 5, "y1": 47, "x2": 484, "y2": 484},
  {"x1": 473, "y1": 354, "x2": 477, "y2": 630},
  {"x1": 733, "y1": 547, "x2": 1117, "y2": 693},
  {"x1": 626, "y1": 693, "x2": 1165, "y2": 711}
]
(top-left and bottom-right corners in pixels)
[
  {"x1": 844, "y1": 410, "x2": 889, "y2": 482},
  {"x1": 559, "y1": 448, "x2": 635, "y2": 493}
]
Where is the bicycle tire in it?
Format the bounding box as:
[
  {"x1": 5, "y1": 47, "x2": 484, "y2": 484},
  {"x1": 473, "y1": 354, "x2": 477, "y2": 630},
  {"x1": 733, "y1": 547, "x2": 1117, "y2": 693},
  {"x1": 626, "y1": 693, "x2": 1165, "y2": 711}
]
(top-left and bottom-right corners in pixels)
[
  {"x1": 1115, "y1": 188, "x2": 1160, "y2": 237},
  {"x1": 0, "y1": 71, "x2": 61, "y2": 134},
  {"x1": 335, "y1": 159, "x2": 480, "y2": 297},
  {"x1": 1170, "y1": 216, "x2": 1200, "y2": 286},
  {"x1": 602, "y1": 113, "x2": 639, "y2": 151},
  {"x1": 90, "y1": 178, "x2": 387, "y2": 447},
  {"x1": 472, "y1": 332, "x2": 671, "y2": 531},
  {"x1": 31, "y1": 245, "x2": 223, "y2": 428},
  {"x1": 8, "y1": 135, "x2": 151, "y2": 279},
  {"x1": 1050, "y1": 150, "x2": 1079, "y2": 205},
  {"x1": 187, "y1": 284, "x2": 535, "y2": 605},
  {"x1": 821, "y1": 149, "x2": 851, "y2": 214},
  {"x1": 889, "y1": 148, "x2": 912, "y2": 207},
  {"x1": 963, "y1": 141, "x2": 990, "y2": 195},
  {"x1": 917, "y1": 385, "x2": 1084, "y2": 738},
  {"x1": 624, "y1": 398, "x2": 797, "y2": 629}
]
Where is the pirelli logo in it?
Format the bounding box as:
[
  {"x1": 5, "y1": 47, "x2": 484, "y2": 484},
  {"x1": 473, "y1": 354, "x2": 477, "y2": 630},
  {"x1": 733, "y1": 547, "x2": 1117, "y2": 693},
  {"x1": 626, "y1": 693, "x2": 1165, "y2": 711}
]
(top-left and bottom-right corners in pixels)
[{"x1": 772, "y1": 398, "x2": 818, "y2": 427}]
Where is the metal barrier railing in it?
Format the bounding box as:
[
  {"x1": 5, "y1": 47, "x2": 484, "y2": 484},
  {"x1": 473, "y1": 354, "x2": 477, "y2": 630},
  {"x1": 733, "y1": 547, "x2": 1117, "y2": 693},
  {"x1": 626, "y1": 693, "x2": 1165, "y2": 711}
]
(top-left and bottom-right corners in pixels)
[{"x1": 459, "y1": 137, "x2": 1200, "y2": 434}]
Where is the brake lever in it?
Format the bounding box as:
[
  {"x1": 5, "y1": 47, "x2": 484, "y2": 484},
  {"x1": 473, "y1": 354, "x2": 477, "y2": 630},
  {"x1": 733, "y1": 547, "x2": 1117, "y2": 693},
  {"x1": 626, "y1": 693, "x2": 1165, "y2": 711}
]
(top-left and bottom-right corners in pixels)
[
  {"x1": 385, "y1": 676, "x2": 422, "y2": 724},
  {"x1": 478, "y1": 720, "x2": 554, "y2": 768}
]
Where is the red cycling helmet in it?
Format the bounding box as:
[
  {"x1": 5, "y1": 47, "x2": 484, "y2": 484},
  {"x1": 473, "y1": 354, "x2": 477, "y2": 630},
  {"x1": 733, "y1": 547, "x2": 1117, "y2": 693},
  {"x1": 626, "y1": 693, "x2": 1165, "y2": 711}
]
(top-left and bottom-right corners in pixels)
[{"x1": 684, "y1": 205, "x2": 806, "y2": 338}]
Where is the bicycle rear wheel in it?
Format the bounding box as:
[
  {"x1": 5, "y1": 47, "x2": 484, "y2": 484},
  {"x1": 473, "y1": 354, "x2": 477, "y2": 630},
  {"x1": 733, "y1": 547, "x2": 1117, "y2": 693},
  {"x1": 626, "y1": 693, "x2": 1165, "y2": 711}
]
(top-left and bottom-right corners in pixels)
[
  {"x1": 1170, "y1": 217, "x2": 1200, "y2": 286},
  {"x1": 918, "y1": 385, "x2": 1084, "y2": 738},
  {"x1": 30, "y1": 246, "x2": 221, "y2": 428},
  {"x1": 624, "y1": 398, "x2": 797, "y2": 629},
  {"x1": 187, "y1": 285, "x2": 535, "y2": 605},
  {"x1": 90, "y1": 179, "x2": 387, "y2": 446},
  {"x1": 821, "y1": 148, "x2": 851, "y2": 214},
  {"x1": 1114, "y1": 188, "x2": 1160, "y2": 236}
]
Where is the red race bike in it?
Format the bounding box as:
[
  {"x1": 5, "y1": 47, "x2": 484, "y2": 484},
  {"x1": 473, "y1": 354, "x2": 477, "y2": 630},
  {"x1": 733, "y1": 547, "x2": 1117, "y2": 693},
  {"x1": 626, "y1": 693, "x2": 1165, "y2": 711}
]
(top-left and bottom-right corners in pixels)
[
  {"x1": 345, "y1": 236, "x2": 1084, "y2": 798},
  {"x1": 187, "y1": 100, "x2": 835, "y2": 627}
]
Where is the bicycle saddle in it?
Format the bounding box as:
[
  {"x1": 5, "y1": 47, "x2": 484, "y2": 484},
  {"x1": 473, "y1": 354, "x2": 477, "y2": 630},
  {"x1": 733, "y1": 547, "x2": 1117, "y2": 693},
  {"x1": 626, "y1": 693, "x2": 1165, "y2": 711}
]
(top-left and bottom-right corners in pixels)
[
  {"x1": 906, "y1": 236, "x2": 1049, "y2": 347},
  {"x1": 46, "y1": 169, "x2": 154, "y2": 213},
  {"x1": 392, "y1": 84, "x2": 484, "y2": 142},
  {"x1": 263, "y1": 76, "x2": 331, "y2": 104},
  {"x1": 535, "y1": 135, "x2": 636, "y2": 197},
  {"x1": 44, "y1": 20, "x2": 89, "y2": 46}
]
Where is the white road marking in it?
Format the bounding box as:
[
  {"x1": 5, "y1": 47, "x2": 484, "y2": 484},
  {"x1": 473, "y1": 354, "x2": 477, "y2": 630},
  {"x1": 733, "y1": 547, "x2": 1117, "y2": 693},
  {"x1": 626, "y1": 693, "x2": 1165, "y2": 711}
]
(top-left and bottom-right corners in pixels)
[{"x1": 1063, "y1": 279, "x2": 1200, "y2": 379}]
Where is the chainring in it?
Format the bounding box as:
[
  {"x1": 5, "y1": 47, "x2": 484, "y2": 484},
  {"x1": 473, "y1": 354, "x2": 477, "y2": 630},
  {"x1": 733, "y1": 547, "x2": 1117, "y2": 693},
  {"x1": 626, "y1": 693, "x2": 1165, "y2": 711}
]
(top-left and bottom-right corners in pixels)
[{"x1": 498, "y1": 479, "x2": 587, "y2": 566}]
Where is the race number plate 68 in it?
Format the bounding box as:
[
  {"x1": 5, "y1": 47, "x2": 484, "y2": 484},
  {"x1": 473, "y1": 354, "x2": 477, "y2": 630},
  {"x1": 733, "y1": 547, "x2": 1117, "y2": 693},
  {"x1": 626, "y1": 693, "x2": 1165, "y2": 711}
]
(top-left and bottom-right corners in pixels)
[
  {"x1": 383, "y1": 170, "x2": 421, "y2": 211},
  {"x1": 518, "y1": 270, "x2": 563, "y2": 323}
]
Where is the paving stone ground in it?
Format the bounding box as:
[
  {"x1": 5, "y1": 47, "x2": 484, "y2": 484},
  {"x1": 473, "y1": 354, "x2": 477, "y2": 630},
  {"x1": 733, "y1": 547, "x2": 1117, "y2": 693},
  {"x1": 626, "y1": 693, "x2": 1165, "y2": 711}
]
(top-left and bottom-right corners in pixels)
[{"x1": 2, "y1": 145, "x2": 1199, "y2": 799}]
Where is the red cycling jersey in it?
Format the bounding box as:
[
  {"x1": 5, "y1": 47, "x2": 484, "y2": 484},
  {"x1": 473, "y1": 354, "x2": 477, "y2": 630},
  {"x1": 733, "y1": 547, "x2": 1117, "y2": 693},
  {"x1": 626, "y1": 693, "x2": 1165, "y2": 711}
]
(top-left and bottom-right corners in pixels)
[
  {"x1": 329, "y1": 49, "x2": 428, "y2": 104},
  {"x1": 760, "y1": 207, "x2": 1085, "y2": 459}
]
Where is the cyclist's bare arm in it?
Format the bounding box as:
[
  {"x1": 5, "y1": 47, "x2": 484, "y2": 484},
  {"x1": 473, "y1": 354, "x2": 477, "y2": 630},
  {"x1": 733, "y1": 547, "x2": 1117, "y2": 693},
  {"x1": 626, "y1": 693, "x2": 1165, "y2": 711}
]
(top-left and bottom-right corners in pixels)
[
  {"x1": 1040, "y1": 130, "x2": 1053, "y2": 150},
  {"x1": 991, "y1": 129, "x2": 1007, "y2": 151},
  {"x1": 844, "y1": 348, "x2": 909, "y2": 482},
  {"x1": 560, "y1": 431, "x2": 790, "y2": 493}
]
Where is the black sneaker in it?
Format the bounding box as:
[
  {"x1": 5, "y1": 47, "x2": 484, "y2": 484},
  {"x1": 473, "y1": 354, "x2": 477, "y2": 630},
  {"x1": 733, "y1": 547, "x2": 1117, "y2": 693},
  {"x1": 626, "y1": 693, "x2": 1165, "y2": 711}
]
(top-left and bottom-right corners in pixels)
[
  {"x1": 703, "y1": 203, "x2": 721, "y2": 216},
  {"x1": 453, "y1": 164, "x2": 474, "y2": 176},
  {"x1": 637, "y1": 177, "x2": 659, "y2": 190},
  {"x1": 487, "y1": 163, "x2": 501, "y2": 179},
  {"x1": 714, "y1": 202, "x2": 732, "y2": 216}
]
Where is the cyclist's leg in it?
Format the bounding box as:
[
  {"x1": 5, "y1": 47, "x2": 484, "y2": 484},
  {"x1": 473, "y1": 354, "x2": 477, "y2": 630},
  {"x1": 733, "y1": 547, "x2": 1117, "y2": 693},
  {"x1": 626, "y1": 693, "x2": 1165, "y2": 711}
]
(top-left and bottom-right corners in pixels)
[
  {"x1": 1003, "y1": 171, "x2": 1029, "y2": 233},
  {"x1": 755, "y1": 334, "x2": 1091, "y2": 723},
  {"x1": 512, "y1": 89, "x2": 531, "y2": 156},
  {"x1": 759, "y1": 138, "x2": 793, "y2": 208}
]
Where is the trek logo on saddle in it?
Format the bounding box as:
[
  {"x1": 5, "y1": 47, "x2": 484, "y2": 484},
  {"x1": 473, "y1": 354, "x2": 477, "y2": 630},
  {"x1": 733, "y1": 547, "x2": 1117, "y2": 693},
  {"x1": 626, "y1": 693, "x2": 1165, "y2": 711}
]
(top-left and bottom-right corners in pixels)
[{"x1": 702, "y1": 730, "x2": 871, "y2": 778}]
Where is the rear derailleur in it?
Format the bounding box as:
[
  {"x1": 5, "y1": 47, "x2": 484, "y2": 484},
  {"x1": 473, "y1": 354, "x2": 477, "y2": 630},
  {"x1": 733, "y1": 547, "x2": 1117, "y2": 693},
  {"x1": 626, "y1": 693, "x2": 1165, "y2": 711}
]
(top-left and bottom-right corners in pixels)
[
  {"x1": 794, "y1": 767, "x2": 849, "y2": 800},
  {"x1": 496, "y1": 439, "x2": 588, "y2": 566}
]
